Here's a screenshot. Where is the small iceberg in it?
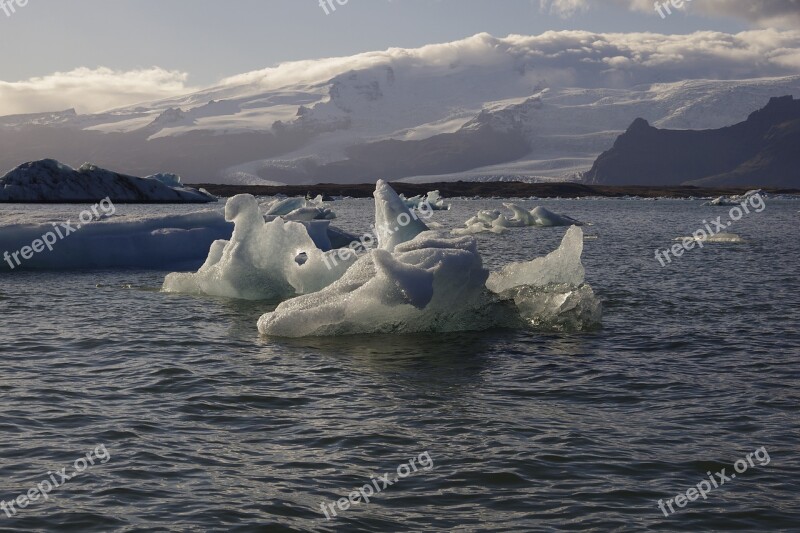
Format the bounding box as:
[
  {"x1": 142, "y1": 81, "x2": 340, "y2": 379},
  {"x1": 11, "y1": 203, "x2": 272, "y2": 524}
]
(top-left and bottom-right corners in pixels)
[
  {"x1": 702, "y1": 190, "x2": 764, "y2": 207},
  {"x1": 262, "y1": 195, "x2": 336, "y2": 221},
  {"x1": 163, "y1": 195, "x2": 354, "y2": 300},
  {"x1": 399, "y1": 190, "x2": 450, "y2": 211},
  {"x1": 676, "y1": 232, "x2": 745, "y2": 243},
  {"x1": 453, "y1": 203, "x2": 585, "y2": 235}
]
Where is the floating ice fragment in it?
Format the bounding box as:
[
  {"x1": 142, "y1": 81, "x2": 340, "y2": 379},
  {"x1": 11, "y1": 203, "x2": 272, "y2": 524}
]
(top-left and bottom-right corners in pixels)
[
  {"x1": 163, "y1": 195, "x2": 353, "y2": 300},
  {"x1": 676, "y1": 232, "x2": 745, "y2": 243},
  {"x1": 263, "y1": 195, "x2": 336, "y2": 221},
  {"x1": 452, "y1": 203, "x2": 584, "y2": 234},
  {"x1": 400, "y1": 190, "x2": 451, "y2": 211},
  {"x1": 486, "y1": 226, "x2": 586, "y2": 293},
  {"x1": 374, "y1": 179, "x2": 429, "y2": 252}
]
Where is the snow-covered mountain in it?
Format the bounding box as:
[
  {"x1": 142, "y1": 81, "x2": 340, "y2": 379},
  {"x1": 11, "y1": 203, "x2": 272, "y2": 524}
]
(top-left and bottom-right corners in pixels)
[{"x1": 2, "y1": 32, "x2": 800, "y2": 185}]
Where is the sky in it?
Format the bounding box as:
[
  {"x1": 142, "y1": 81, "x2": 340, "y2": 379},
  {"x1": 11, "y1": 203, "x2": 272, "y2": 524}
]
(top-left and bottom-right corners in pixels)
[{"x1": 0, "y1": 0, "x2": 798, "y2": 115}]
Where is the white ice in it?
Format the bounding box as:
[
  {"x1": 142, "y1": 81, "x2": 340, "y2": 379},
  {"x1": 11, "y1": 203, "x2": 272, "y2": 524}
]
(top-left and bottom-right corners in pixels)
[
  {"x1": 0, "y1": 159, "x2": 216, "y2": 203},
  {"x1": 453, "y1": 203, "x2": 584, "y2": 235},
  {"x1": 399, "y1": 190, "x2": 451, "y2": 211},
  {"x1": 676, "y1": 232, "x2": 746, "y2": 243},
  {"x1": 258, "y1": 183, "x2": 600, "y2": 337},
  {"x1": 374, "y1": 180, "x2": 430, "y2": 252},
  {"x1": 163, "y1": 195, "x2": 353, "y2": 300},
  {"x1": 262, "y1": 195, "x2": 336, "y2": 221},
  {"x1": 0, "y1": 211, "x2": 231, "y2": 271}
]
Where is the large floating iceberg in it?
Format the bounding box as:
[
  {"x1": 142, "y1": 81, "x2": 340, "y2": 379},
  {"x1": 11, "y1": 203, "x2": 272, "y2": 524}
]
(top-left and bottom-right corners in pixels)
[
  {"x1": 0, "y1": 211, "x2": 231, "y2": 271},
  {"x1": 257, "y1": 182, "x2": 601, "y2": 337},
  {"x1": 0, "y1": 159, "x2": 217, "y2": 203},
  {"x1": 158, "y1": 181, "x2": 600, "y2": 335}
]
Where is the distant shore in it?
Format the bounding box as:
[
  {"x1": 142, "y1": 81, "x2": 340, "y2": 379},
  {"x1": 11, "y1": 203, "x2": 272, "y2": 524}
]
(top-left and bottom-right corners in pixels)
[{"x1": 195, "y1": 181, "x2": 800, "y2": 199}]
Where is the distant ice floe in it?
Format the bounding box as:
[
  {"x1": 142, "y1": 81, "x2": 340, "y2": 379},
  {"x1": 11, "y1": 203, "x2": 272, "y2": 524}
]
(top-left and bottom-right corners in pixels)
[
  {"x1": 676, "y1": 232, "x2": 745, "y2": 243},
  {"x1": 453, "y1": 203, "x2": 585, "y2": 235},
  {"x1": 399, "y1": 190, "x2": 451, "y2": 211},
  {"x1": 0, "y1": 159, "x2": 216, "y2": 203},
  {"x1": 262, "y1": 195, "x2": 336, "y2": 221},
  {"x1": 703, "y1": 190, "x2": 764, "y2": 207},
  {"x1": 256, "y1": 181, "x2": 601, "y2": 337}
]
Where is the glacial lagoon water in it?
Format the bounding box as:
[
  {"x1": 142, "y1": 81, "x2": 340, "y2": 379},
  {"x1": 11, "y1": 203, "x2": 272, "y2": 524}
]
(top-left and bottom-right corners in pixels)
[{"x1": 1, "y1": 197, "x2": 799, "y2": 531}]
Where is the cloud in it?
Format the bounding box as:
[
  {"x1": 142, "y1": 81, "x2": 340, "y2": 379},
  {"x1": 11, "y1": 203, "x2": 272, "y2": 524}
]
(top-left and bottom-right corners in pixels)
[
  {"x1": 0, "y1": 67, "x2": 194, "y2": 116},
  {"x1": 3, "y1": 29, "x2": 800, "y2": 116},
  {"x1": 540, "y1": 0, "x2": 800, "y2": 28},
  {"x1": 218, "y1": 30, "x2": 800, "y2": 92}
]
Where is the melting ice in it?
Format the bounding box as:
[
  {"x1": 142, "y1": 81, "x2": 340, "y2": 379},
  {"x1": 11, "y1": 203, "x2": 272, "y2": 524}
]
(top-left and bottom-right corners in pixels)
[{"x1": 453, "y1": 203, "x2": 585, "y2": 235}]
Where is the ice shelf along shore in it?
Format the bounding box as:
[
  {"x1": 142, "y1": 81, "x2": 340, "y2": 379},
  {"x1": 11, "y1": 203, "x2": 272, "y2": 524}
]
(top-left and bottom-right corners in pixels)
[{"x1": 161, "y1": 180, "x2": 601, "y2": 337}]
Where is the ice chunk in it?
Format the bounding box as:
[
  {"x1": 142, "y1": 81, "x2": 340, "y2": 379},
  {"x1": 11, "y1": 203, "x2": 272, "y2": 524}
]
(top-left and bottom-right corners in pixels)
[
  {"x1": 163, "y1": 195, "x2": 353, "y2": 300},
  {"x1": 703, "y1": 190, "x2": 765, "y2": 206},
  {"x1": 676, "y1": 232, "x2": 745, "y2": 243},
  {"x1": 703, "y1": 196, "x2": 739, "y2": 207},
  {"x1": 374, "y1": 179, "x2": 429, "y2": 252},
  {"x1": 257, "y1": 231, "x2": 491, "y2": 337},
  {"x1": 486, "y1": 226, "x2": 586, "y2": 293},
  {"x1": 263, "y1": 196, "x2": 336, "y2": 221},
  {"x1": 424, "y1": 190, "x2": 450, "y2": 211},
  {"x1": 530, "y1": 206, "x2": 585, "y2": 227},
  {"x1": 263, "y1": 197, "x2": 307, "y2": 216},
  {"x1": 399, "y1": 190, "x2": 451, "y2": 211},
  {"x1": 452, "y1": 203, "x2": 584, "y2": 234},
  {"x1": 258, "y1": 222, "x2": 601, "y2": 337},
  {"x1": 486, "y1": 226, "x2": 601, "y2": 331},
  {"x1": 0, "y1": 210, "x2": 231, "y2": 271}
]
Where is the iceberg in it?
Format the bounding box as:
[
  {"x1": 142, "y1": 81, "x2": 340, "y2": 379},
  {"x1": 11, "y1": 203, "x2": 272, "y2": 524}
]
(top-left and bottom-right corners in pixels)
[
  {"x1": 453, "y1": 202, "x2": 584, "y2": 235},
  {"x1": 399, "y1": 190, "x2": 451, "y2": 211},
  {"x1": 163, "y1": 195, "x2": 354, "y2": 300},
  {"x1": 257, "y1": 230, "x2": 494, "y2": 337},
  {"x1": 486, "y1": 226, "x2": 601, "y2": 331},
  {"x1": 258, "y1": 182, "x2": 600, "y2": 337},
  {"x1": 0, "y1": 159, "x2": 217, "y2": 203},
  {"x1": 702, "y1": 190, "x2": 765, "y2": 207},
  {"x1": 374, "y1": 180, "x2": 430, "y2": 252},
  {"x1": 0, "y1": 211, "x2": 231, "y2": 271},
  {"x1": 676, "y1": 232, "x2": 745, "y2": 243},
  {"x1": 262, "y1": 195, "x2": 336, "y2": 221}
]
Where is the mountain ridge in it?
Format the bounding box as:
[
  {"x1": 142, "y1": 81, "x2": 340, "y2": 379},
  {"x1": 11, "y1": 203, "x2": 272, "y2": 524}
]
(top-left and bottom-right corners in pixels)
[
  {"x1": 584, "y1": 95, "x2": 800, "y2": 187},
  {"x1": 1, "y1": 32, "x2": 799, "y2": 185}
]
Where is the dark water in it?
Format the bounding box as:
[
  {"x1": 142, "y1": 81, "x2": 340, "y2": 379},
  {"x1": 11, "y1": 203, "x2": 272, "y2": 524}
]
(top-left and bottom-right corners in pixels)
[{"x1": 1, "y1": 198, "x2": 799, "y2": 532}]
